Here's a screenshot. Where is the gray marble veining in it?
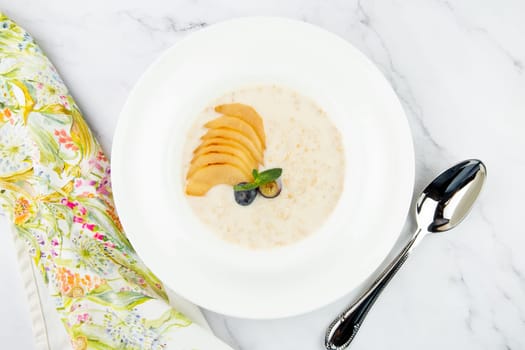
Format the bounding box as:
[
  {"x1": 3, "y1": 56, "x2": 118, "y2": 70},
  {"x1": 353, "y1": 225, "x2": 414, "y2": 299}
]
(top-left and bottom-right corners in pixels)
[{"x1": 0, "y1": 1, "x2": 523, "y2": 349}]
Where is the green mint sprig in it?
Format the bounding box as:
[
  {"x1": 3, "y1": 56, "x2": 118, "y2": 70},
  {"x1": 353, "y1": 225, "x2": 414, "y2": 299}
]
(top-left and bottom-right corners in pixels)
[{"x1": 234, "y1": 168, "x2": 282, "y2": 191}]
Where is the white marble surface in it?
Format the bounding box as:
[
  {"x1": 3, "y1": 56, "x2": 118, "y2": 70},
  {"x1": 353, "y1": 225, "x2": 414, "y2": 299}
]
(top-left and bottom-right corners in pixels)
[{"x1": 1, "y1": 1, "x2": 524, "y2": 349}]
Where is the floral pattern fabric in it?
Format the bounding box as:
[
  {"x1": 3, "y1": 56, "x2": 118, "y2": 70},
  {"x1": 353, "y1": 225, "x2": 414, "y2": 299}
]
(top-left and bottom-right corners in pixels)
[{"x1": 0, "y1": 13, "x2": 224, "y2": 350}]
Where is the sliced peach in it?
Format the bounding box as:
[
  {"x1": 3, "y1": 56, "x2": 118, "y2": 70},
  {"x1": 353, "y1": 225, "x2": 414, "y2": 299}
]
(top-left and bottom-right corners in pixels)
[
  {"x1": 185, "y1": 164, "x2": 252, "y2": 196},
  {"x1": 187, "y1": 152, "x2": 252, "y2": 179},
  {"x1": 201, "y1": 128, "x2": 263, "y2": 165},
  {"x1": 214, "y1": 103, "x2": 266, "y2": 148},
  {"x1": 204, "y1": 116, "x2": 265, "y2": 153},
  {"x1": 193, "y1": 141, "x2": 258, "y2": 170}
]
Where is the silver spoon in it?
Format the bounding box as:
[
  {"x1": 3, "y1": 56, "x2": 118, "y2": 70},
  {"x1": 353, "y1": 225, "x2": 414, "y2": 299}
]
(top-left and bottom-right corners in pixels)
[{"x1": 325, "y1": 159, "x2": 487, "y2": 350}]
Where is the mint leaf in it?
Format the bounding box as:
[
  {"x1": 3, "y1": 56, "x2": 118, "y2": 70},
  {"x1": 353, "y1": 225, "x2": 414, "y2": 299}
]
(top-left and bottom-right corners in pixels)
[
  {"x1": 234, "y1": 182, "x2": 260, "y2": 191},
  {"x1": 256, "y1": 168, "x2": 282, "y2": 185},
  {"x1": 234, "y1": 168, "x2": 282, "y2": 192}
]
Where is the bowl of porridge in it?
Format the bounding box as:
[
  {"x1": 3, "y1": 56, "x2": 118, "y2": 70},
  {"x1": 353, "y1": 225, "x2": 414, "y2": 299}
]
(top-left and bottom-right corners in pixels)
[
  {"x1": 112, "y1": 17, "x2": 414, "y2": 318},
  {"x1": 183, "y1": 85, "x2": 345, "y2": 249}
]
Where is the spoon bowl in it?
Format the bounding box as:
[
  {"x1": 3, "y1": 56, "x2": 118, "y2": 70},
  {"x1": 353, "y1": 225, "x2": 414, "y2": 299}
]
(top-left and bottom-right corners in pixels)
[{"x1": 417, "y1": 159, "x2": 487, "y2": 233}]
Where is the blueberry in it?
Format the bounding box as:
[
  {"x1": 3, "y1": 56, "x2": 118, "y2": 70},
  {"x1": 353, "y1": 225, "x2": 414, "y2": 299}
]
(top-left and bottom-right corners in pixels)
[
  {"x1": 258, "y1": 180, "x2": 281, "y2": 198},
  {"x1": 234, "y1": 182, "x2": 257, "y2": 206}
]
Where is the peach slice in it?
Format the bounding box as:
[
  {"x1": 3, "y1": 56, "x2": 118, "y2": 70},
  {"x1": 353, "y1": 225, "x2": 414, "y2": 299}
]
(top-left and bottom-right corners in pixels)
[
  {"x1": 187, "y1": 152, "x2": 252, "y2": 179},
  {"x1": 193, "y1": 141, "x2": 258, "y2": 170},
  {"x1": 201, "y1": 128, "x2": 263, "y2": 165},
  {"x1": 185, "y1": 164, "x2": 252, "y2": 196},
  {"x1": 204, "y1": 116, "x2": 265, "y2": 153},
  {"x1": 214, "y1": 103, "x2": 266, "y2": 148}
]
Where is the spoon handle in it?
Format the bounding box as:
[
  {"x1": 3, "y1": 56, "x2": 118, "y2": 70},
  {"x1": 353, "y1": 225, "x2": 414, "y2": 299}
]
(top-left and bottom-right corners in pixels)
[{"x1": 324, "y1": 229, "x2": 423, "y2": 350}]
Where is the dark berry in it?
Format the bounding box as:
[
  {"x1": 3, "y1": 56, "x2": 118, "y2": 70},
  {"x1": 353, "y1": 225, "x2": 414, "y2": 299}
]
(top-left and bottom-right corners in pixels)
[
  {"x1": 234, "y1": 182, "x2": 258, "y2": 206},
  {"x1": 258, "y1": 180, "x2": 281, "y2": 198}
]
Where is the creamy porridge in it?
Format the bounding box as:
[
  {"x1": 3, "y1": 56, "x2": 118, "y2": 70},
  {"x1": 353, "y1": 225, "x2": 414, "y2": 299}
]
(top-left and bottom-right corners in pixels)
[{"x1": 182, "y1": 85, "x2": 344, "y2": 249}]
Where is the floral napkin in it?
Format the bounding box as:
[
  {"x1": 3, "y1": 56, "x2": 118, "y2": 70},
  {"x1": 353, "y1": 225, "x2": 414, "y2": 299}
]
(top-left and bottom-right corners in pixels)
[{"x1": 0, "y1": 12, "x2": 231, "y2": 350}]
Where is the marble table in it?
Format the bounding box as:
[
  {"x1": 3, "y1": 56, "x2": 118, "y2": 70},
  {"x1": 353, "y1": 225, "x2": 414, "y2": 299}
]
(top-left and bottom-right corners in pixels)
[{"x1": 1, "y1": 1, "x2": 524, "y2": 349}]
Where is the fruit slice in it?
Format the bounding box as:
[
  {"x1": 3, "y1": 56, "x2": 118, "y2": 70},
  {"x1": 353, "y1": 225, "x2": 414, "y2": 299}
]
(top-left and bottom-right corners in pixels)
[
  {"x1": 204, "y1": 116, "x2": 265, "y2": 153},
  {"x1": 201, "y1": 128, "x2": 263, "y2": 164},
  {"x1": 214, "y1": 103, "x2": 266, "y2": 148},
  {"x1": 193, "y1": 142, "x2": 258, "y2": 170},
  {"x1": 184, "y1": 103, "x2": 268, "y2": 197},
  {"x1": 185, "y1": 164, "x2": 252, "y2": 196},
  {"x1": 187, "y1": 152, "x2": 252, "y2": 178}
]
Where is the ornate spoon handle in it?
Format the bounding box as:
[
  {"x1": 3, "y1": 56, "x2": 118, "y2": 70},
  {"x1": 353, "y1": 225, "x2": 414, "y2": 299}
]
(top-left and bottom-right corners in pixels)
[{"x1": 325, "y1": 230, "x2": 423, "y2": 350}]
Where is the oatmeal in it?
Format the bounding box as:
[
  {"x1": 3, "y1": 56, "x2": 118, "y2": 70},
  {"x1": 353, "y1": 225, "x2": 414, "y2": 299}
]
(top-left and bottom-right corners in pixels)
[{"x1": 182, "y1": 85, "x2": 344, "y2": 249}]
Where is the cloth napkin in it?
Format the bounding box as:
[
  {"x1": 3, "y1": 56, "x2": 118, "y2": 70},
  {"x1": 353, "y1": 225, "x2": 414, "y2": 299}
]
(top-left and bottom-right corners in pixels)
[{"x1": 0, "y1": 12, "x2": 231, "y2": 350}]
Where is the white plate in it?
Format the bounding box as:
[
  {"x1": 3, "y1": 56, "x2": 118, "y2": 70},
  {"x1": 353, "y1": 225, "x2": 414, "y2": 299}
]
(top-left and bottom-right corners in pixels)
[{"x1": 111, "y1": 17, "x2": 414, "y2": 319}]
